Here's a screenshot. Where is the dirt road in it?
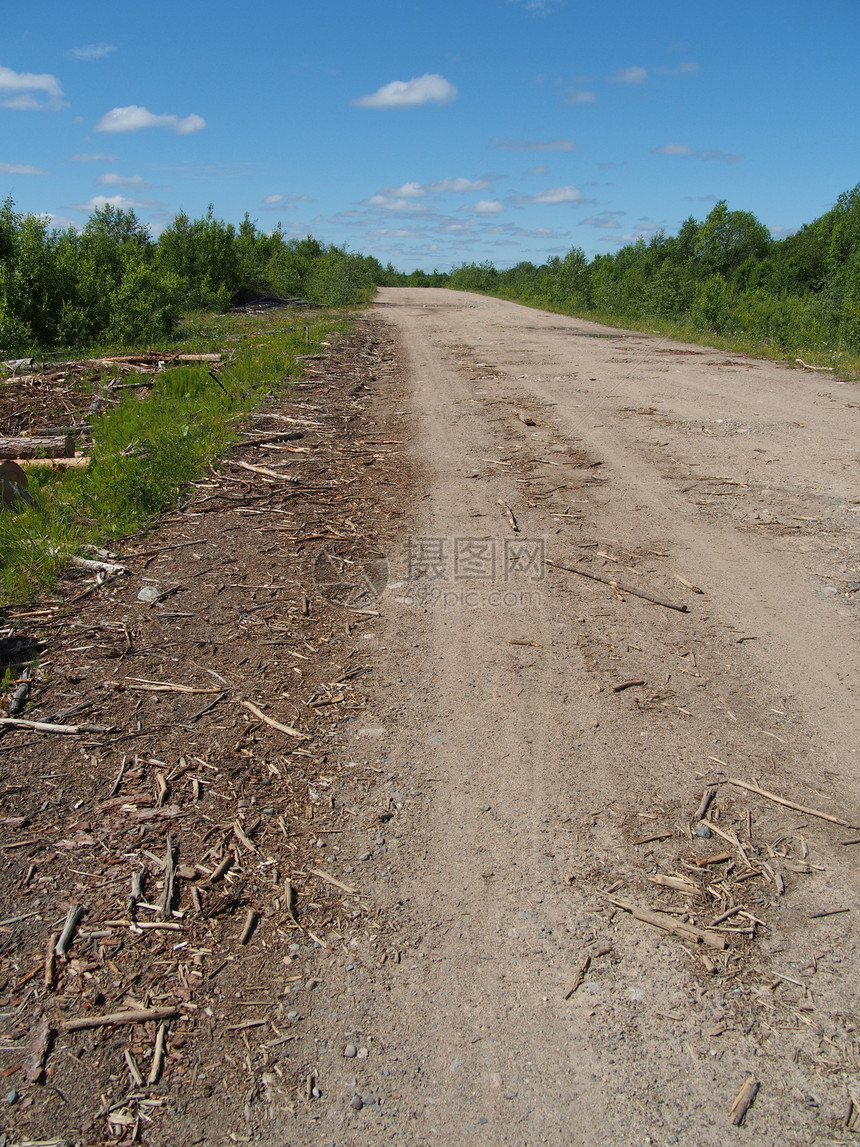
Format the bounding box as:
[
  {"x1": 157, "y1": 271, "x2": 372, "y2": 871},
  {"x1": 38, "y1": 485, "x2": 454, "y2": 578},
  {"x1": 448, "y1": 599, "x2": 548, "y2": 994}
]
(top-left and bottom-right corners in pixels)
[
  {"x1": 2, "y1": 290, "x2": 858, "y2": 1146},
  {"x1": 302, "y1": 289, "x2": 860, "y2": 1144}
]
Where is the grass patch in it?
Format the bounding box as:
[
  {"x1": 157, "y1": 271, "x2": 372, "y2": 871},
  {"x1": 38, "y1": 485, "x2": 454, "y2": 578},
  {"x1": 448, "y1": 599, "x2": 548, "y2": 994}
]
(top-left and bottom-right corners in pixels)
[{"x1": 0, "y1": 308, "x2": 351, "y2": 607}]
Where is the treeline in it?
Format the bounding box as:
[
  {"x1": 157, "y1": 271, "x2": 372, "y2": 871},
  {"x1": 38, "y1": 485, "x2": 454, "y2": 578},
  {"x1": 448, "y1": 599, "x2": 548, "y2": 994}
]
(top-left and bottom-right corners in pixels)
[
  {"x1": 0, "y1": 199, "x2": 397, "y2": 354},
  {"x1": 448, "y1": 186, "x2": 860, "y2": 360}
]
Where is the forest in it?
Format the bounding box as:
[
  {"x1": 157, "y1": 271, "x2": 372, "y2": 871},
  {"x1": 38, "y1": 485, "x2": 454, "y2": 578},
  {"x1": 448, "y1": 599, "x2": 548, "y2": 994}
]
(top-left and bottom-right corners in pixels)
[
  {"x1": 447, "y1": 186, "x2": 860, "y2": 364},
  {"x1": 2, "y1": 187, "x2": 860, "y2": 364},
  {"x1": 0, "y1": 199, "x2": 390, "y2": 352}
]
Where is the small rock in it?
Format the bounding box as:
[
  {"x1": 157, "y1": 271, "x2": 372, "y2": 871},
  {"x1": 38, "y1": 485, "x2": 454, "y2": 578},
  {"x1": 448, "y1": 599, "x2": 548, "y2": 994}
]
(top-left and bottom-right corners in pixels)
[
  {"x1": 479, "y1": 803, "x2": 491, "y2": 813},
  {"x1": 351, "y1": 1094, "x2": 364, "y2": 1111},
  {"x1": 137, "y1": 584, "x2": 163, "y2": 602},
  {"x1": 344, "y1": 1044, "x2": 357, "y2": 1059},
  {"x1": 4, "y1": 1090, "x2": 17, "y2": 1105},
  {"x1": 357, "y1": 1047, "x2": 369, "y2": 1060},
  {"x1": 694, "y1": 823, "x2": 713, "y2": 839}
]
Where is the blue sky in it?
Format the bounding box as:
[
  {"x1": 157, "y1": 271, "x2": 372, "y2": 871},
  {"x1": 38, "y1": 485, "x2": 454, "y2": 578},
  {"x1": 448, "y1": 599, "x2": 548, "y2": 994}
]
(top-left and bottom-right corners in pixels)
[{"x1": 2, "y1": 0, "x2": 859, "y2": 271}]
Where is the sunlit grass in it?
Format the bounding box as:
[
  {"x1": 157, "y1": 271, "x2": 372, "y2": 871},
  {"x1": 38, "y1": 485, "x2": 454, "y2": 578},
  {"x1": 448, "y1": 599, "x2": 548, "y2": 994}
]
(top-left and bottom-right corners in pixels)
[{"x1": 0, "y1": 308, "x2": 348, "y2": 608}]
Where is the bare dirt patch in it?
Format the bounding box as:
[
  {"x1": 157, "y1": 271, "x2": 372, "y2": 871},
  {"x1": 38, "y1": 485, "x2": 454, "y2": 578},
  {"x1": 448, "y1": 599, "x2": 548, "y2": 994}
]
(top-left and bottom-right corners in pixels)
[{"x1": 0, "y1": 316, "x2": 415, "y2": 1145}]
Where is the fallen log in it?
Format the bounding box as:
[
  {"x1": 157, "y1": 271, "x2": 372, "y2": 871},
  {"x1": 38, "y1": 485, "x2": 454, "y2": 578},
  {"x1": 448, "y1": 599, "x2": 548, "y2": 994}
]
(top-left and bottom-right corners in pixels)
[{"x1": 0, "y1": 434, "x2": 74, "y2": 459}]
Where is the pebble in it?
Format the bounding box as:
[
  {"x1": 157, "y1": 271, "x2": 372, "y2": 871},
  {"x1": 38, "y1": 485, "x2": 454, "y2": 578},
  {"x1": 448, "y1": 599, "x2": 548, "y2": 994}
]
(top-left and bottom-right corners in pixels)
[
  {"x1": 4, "y1": 1090, "x2": 17, "y2": 1105},
  {"x1": 137, "y1": 585, "x2": 163, "y2": 602},
  {"x1": 694, "y1": 823, "x2": 713, "y2": 838},
  {"x1": 351, "y1": 1094, "x2": 364, "y2": 1111},
  {"x1": 344, "y1": 1043, "x2": 358, "y2": 1058},
  {"x1": 357, "y1": 1047, "x2": 369, "y2": 1060},
  {"x1": 479, "y1": 803, "x2": 492, "y2": 813}
]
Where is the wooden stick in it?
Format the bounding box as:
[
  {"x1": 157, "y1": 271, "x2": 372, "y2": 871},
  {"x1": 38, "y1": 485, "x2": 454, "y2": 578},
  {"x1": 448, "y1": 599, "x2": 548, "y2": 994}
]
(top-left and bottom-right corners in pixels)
[
  {"x1": 604, "y1": 895, "x2": 725, "y2": 949},
  {"x1": 44, "y1": 933, "x2": 57, "y2": 989},
  {"x1": 205, "y1": 854, "x2": 234, "y2": 884},
  {"x1": 309, "y1": 868, "x2": 357, "y2": 894},
  {"x1": 239, "y1": 699, "x2": 308, "y2": 739},
  {"x1": 62, "y1": 1006, "x2": 181, "y2": 1032},
  {"x1": 0, "y1": 717, "x2": 113, "y2": 735},
  {"x1": 564, "y1": 953, "x2": 591, "y2": 999},
  {"x1": 159, "y1": 835, "x2": 176, "y2": 921},
  {"x1": 231, "y1": 459, "x2": 289, "y2": 480},
  {"x1": 633, "y1": 830, "x2": 673, "y2": 846},
  {"x1": 147, "y1": 1021, "x2": 168, "y2": 1084},
  {"x1": 239, "y1": 430, "x2": 304, "y2": 446},
  {"x1": 613, "y1": 680, "x2": 645, "y2": 693},
  {"x1": 730, "y1": 1077, "x2": 759, "y2": 1125},
  {"x1": 728, "y1": 778, "x2": 860, "y2": 831},
  {"x1": 124, "y1": 1048, "x2": 144, "y2": 1087},
  {"x1": 649, "y1": 874, "x2": 698, "y2": 896},
  {"x1": 70, "y1": 556, "x2": 129, "y2": 576},
  {"x1": 546, "y1": 560, "x2": 689, "y2": 612},
  {"x1": 498, "y1": 499, "x2": 520, "y2": 532},
  {"x1": 55, "y1": 905, "x2": 84, "y2": 957},
  {"x1": 239, "y1": 908, "x2": 259, "y2": 945},
  {"x1": 695, "y1": 787, "x2": 716, "y2": 821},
  {"x1": 694, "y1": 851, "x2": 733, "y2": 867},
  {"x1": 284, "y1": 879, "x2": 299, "y2": 926}
]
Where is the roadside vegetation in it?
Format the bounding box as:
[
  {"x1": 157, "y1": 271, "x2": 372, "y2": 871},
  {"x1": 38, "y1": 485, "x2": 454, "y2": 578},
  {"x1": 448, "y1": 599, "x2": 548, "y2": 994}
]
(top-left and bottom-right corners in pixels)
[
  {"x1": 0, "y1": 308, "x2": 346, "y2": 606},
  {"x1": 447, "y1": 186, "x2": 860, "y2": 374},
  {"x1": 0, "y1": 199, "x2": 387, "y2": 606},
  {"x1": 0, "y1": 198, "x2": 391, "y2": 354}
]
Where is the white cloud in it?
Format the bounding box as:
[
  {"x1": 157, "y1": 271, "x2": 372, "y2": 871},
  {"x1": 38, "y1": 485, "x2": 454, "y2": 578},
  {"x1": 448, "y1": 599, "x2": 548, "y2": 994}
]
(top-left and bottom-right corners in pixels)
[
  {"x1": 383, "y1": 177, "x2": 491, "y2": 199},
  {"x1": 95, "y1": 105, "x2": 206, "y2": 134},
  {"x1": 366, "y1": 193, "x2": 432, "y2": 212},
  {"x1": 366, "y1": 178, "x2": 492, "y2": 212},
  {"x1": 654, "y1": 142, "x2": 692, "y2": 156},
  {"x1": 70, "y1": 152, "x2": 116, "y2": 163},
  {"x1": 608, "y1": 66, "x2": 647, "y2": 85},
  {"x1": 509, "y1": 0, "x2": 563, "y2": 10},
  {"x1": 493, "y1": 137, "x2": 576, "y2": 152},
  {"x1": 431, "y1": 177, "x2": 490, "y2": 194},
  {"x1": 516, "y1": 185, "x2": 584, "y2": 205},
  {"x1": 69, "y1": 44, "x2": 116, "y2": 61},
  {"x1": 260, "y1": 193, "x2": 312, "y2": 210},
  {"x1": 0, "y1": 161, "x2": 46, "y2": 175},
  {"x1": 465, "y1": 200, "x2": 504, "y2": 216},
  {"x1": 581, "y1": 214, "x2": 624, "y2": 229},
  {"x1": 40, "y1": 213, "x2": 80, "y2": 231},
  {"x1": 0, "y1": 64, "x2": 65, "y2": 110},
  {"x1": 71, "y1": 194, "x2": 152, "y2": 212},
  {"x1": 653, "y1": 142, "x2": 743, "y2": 164},
  {"x1": 351, "y1": 74, "x2": 457, "y2": 109},
  {"x1": 565, "y1": 88, "x2": 596, "y2": 105},
  {"x1": 97, "y1": 172, "x2": 145, "y2": 187},
  {"x1": 655, "y1": 62, "x2": 699, "y2": 75}
]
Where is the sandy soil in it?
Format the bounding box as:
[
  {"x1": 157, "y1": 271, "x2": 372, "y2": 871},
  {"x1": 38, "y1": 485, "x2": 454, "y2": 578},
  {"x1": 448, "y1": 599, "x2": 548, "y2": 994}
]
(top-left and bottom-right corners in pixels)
[
  {"x1": 302, "y1": 289, "x2": 860, "y2": 1145},
  {"x1": 1, "y1": 289, "x2": 858, "y2": 1146}
]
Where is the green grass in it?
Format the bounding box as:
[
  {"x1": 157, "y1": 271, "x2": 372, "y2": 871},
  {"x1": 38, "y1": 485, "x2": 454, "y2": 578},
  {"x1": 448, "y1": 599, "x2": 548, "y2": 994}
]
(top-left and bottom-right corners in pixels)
[{"x1": 0, "y1": 308, "x2": 351, "y2": 607}]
